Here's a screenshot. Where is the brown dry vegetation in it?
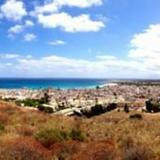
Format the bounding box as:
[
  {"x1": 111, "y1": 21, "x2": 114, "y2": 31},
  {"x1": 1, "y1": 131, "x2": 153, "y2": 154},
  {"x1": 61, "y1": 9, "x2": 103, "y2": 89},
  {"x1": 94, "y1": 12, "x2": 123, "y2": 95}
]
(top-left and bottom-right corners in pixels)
[{"x1": 0, "y1": 101, "x2": 160, "y2": 160}]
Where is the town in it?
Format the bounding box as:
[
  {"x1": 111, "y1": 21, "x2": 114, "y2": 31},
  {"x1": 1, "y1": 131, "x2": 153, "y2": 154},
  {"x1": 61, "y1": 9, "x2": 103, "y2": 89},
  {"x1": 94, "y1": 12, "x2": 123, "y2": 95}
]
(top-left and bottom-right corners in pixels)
[{"x1": 1, "y1": 82, "x2": 160, "y2": 116}]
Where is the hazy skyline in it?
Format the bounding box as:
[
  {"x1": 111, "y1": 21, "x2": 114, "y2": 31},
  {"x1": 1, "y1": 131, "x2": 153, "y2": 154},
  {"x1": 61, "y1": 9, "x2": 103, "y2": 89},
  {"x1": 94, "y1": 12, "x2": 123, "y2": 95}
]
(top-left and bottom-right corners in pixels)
[{"x1": 0, "y1": 0, "x2": 160, "y2": 78}]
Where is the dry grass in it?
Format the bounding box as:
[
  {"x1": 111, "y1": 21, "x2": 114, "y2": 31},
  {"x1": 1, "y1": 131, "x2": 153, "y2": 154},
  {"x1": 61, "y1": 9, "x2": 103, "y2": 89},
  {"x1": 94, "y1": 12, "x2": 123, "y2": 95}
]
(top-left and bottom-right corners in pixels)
[{"x1": 0, "y1": 101, "x2": 160, "y2": 160}]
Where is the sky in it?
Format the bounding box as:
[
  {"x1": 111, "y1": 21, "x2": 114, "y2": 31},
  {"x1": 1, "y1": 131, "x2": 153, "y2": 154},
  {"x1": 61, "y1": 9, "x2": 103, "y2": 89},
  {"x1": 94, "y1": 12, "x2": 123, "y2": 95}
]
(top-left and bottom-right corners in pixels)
[{"x1": 0, "y1": 0, "x2": 160, "y2": 78}]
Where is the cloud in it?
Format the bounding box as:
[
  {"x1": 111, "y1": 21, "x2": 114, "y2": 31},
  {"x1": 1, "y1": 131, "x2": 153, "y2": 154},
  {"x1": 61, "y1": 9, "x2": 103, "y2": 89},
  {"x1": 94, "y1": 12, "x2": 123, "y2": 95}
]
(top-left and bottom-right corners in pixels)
[
  {"x1": 0, "y1": 0, "x2": 27, "y2": 21},
  {"x1": 30, "y1": 0, "x2": 105, "y2": 33},
  {"x1": 0, "y1": 53, "x2": 33, "y2": 60},
  {"x1": 0, "y1": 53, "x2": 149, "y2": 78},
  {"x1": 0, "y1": 13, "x2": 3, "y2": 19},
  {"x1": 8, "y1": 24, "x2": 24, "y2": 34},
  {"x1": 127, "y1": 24, "x2": 160, "y2": 77},
  {"x1": 48, "y1": 40, "x2": 66, "y2": 45},
  {"x1": 55, "y1": 0, "x2": 102, "y2": 8},
  {"x1": 25, "y1": 20, "x2": 34, "y2": 27},
  {"x1": 24, "y1": 33, "x2": 36, "y2": 41},
  {"x1": 0, "y1": 0, "x2": 105, "y2": 35},
  {"x1": 31, "y1": 0, "x2": 102, "y2": 15},
  {"x1": 128, "y1": 24, "x2": 160, "y2": 59},
  {"x1": 8, "y1": 20, "x2": 34, "y2": 35},
  {"x1": 38, "y1": 13, "x2": 104, "y2": 32},
  {"x1": 96, "y1": 55, "x2": 117, "y2": 60},
  {"x1": 0, "y1": 54, "x2": 19, "y2": 59}
]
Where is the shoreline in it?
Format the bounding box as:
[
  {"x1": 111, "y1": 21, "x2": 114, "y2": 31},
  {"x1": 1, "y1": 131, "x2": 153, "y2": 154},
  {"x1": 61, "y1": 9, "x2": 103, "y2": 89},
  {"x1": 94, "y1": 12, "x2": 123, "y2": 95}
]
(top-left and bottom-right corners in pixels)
[
  {"x1": 1, "y1": 79, "x2": 160, "y2": 90},
  {"x1": 0, "y1": 82, "x2": 112, "y2": 90},
  {"x1": 1, "y1": 78, "x2": 160, "y2": 90}
]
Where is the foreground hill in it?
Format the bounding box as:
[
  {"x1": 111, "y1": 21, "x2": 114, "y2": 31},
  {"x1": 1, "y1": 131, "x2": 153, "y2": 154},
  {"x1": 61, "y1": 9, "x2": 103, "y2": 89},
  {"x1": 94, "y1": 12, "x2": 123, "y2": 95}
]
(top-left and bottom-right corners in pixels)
[{"x1": 0, "y1": 101, "x2": 160, "y2": 160}]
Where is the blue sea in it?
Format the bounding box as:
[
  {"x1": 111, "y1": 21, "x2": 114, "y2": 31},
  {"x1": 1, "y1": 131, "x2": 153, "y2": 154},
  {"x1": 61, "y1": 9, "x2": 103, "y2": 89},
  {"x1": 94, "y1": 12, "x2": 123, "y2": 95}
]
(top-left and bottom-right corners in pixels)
[{"x1": 0, "y1": 78, "x2": 109, "y2": 89}]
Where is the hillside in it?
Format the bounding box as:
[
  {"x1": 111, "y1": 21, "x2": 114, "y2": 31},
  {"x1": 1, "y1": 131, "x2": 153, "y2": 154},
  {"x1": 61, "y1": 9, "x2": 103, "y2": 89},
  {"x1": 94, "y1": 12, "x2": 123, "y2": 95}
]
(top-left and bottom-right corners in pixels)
[{"x1": 0, "y1": 101, "x2": 160, "y2": 160}]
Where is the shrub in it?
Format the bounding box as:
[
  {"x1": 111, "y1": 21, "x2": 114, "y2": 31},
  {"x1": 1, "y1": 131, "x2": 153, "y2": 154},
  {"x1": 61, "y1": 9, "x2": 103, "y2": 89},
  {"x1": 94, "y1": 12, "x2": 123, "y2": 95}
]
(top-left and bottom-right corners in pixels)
[
  {"x1": 43, "y1": 92, "x2": 50, "y2": 104},
  {"x1": 124, "y1": 104, "x2": 130, "y2": 113},
  {"x1": 120, "y1": 136, "x2": 155, "y2": 160},
  {"x1": 0, "y1": 113, "x2": 8, "y2": 124},
  {"x1": 3, "y1": 98, "x2": 16, "y2": 102},
  {"x1": 146, "y1": 99, "x2": 152, "y2": 112},
  {"x1": 35, "y1": 129, "x2": 69, "y2": 148},
  {"x1": 0, "y1": 122, "x2": 5, "y2": 133},
  {"x1": 38, "y1": 106, "x2": 53, "y2": 113},
  {"x1": 82, "y1": 104, "x2": 107, "y2": 118},
  {"x1": 0, "y1": 137, "x2": 50, "y2": 160},
  {"x1": 71, "y1": 140, "x2": 119, "y2": 160},
  {"x1": 145, "y1": 99, "x2": 160, "y2": 113},
  {"x1": 107, "y1": 103, "x2": 117, "y2": 112},
  {"x1": 44, "y1": 107, "x2": 54, "y2": 113},
  {"x1": 81, "y1": 103, "x2": 117, "y2": 118},
  {"x1": 16, "y1": 98, "x2": 48, "y2": 108},
  {"x1": 152, "y1": 102, "x2": 160, "y2": 112},
  {"x1": 51, "y1": 141, "x2": 81, "y2": 160},
  {"x1": 69, "y1": 128, "x2": 85, "y2": 141},
  {"x1": 91, "y1": 104, "x2": 105, "y2": 115},
  {"x1": 15, "y1": 100, "x2": 22, "y2": 106},
  {"x1": 38, "y1": 105, "x2": 45, "y2": 111},
  {"x1": 122, "y1": 142, "x2": 154, "y2": 160},
  {"x1": 16, "y1": 125, "x2": 35, "y2": 136},
  {"x1": 129, "y1": 113, "x2": 142, "y2": 120}
]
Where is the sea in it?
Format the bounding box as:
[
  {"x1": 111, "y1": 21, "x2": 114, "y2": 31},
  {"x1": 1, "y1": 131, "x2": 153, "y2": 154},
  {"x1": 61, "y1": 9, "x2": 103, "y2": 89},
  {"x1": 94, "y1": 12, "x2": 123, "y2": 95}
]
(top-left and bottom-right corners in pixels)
[{"x1": 0, "y1": 78, "x2": 109, "y2": 89}]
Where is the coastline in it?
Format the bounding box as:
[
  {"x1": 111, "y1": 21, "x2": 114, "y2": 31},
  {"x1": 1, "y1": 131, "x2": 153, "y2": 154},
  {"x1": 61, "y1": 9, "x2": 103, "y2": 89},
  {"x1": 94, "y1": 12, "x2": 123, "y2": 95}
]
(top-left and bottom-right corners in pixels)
[
  {"x1": 1, "y1": 81, "x2": 160, "y2": 117},
  {"x1": 0, "y1": 82, "x2": 158, "y2": 110},
  {"x1": 0, "y1": 81, "x2": 118, "y2": 91},
  {"x1": 0, "y1": 78, "x2": 109, "y2": 90},
  {"x1": 1, "y1": 78, "x2": 160, "y2": 90},
  {"x1": 1, "y1": 80, "x2": 160, "y2": 116}
]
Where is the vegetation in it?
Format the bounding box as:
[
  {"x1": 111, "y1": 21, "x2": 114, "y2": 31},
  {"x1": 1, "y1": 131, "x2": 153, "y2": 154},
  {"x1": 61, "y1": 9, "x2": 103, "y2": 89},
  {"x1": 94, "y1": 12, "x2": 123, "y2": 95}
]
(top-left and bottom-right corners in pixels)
[
  {"x1": 82, "y1": 103, "x2": 117, "y2": 118},
  {"x1": 35, "y1": 128, "x2": 84, "y2": 148},
  {"x1": 35, "y1": 128, "x2": 69, "y2": 148},
  {"x1": 0, "y1": 122, "x2": 5, "y2": 133},
  {"x1": 37, "y1": 105, "x2": 54, "y2": 113},
  {"x1": 69, "y1": 128, "x2": 85, "y2": 141},
  {"x1": 129, "y1": 113, "x2": 142, "y2": 120},
  {"x1": 0, "y1": 101, "x2": 160, "y2": 159},
  {"x1": 15, "y1": 98, "x2": 47, "y2": 107},
  {"x1": 146, "y1": 99, "x2": 160, "y2": 112},
  {"x1": 4, "y1": 92, "x2": 50, "y2": 108},
  {"x1": 124, "y1": 104, "x2": 130, "y2": 113}
]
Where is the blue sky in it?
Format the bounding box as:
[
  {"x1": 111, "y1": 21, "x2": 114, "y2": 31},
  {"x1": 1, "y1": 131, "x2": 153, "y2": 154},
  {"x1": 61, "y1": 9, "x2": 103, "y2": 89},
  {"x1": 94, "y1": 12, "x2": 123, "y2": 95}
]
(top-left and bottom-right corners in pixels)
[{"x1": 0, "y1": 0, "x2": 160, "y2": 78}]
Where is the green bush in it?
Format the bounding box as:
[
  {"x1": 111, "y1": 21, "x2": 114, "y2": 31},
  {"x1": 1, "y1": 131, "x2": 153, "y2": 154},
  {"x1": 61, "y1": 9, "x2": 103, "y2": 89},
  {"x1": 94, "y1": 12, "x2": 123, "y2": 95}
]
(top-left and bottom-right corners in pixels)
[
  {"x1": 37, "y1": 105, "x2": 54, "y2": 113},
  {"x1": 16, "y1": 98, "x2": 49, "y2": 108},
  {"x1": 69, "y1": 128, "x2": 85, "y2": 141},
  {"x1": 15, "y1": 100, "x2": 22, "y2": 106},
  {"x1": 38, "y1": 106, "x2": 53, "y2": 113},
  {"x1": 44, "y1": 107, "x2": 53, "y2": 113},
  {"x1": 35, "y1": 129, "x2": 68, "y2": 148},
  {"x1": 35, "y1": 128, "x2": 85, "y2": 148},
  {"x1": 16, "y1": 99, "x2": 38, "y2": 107}
]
